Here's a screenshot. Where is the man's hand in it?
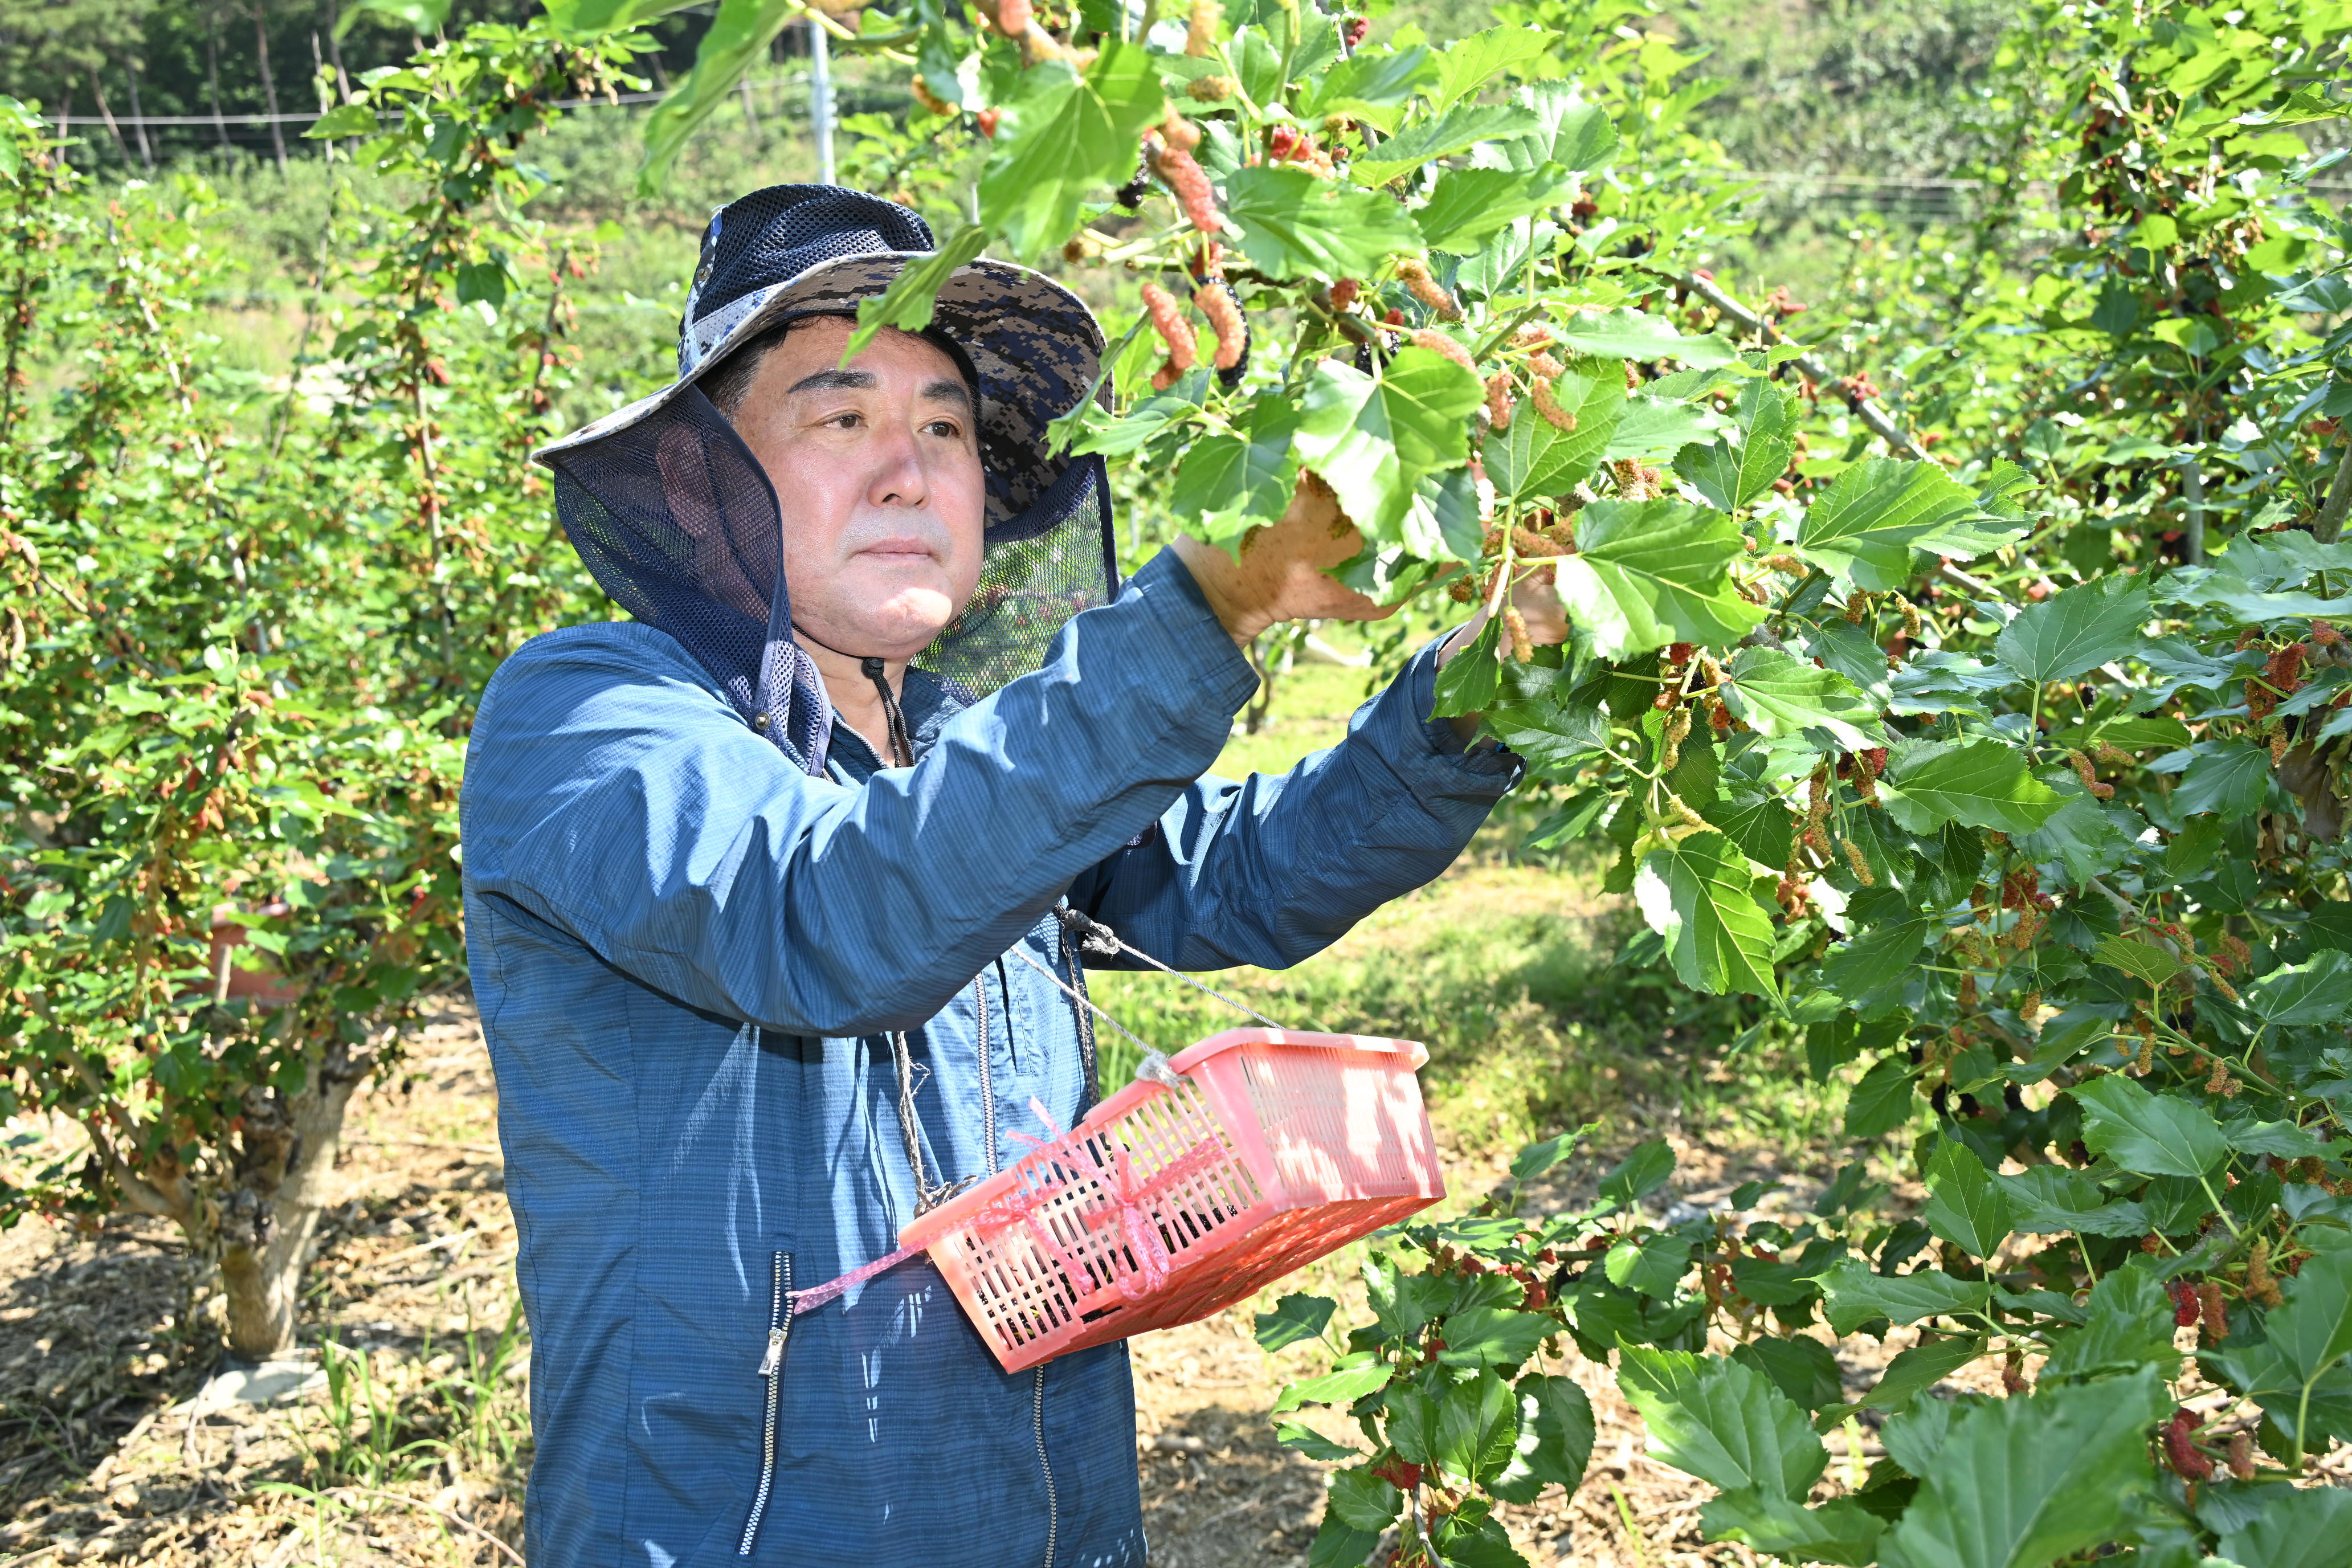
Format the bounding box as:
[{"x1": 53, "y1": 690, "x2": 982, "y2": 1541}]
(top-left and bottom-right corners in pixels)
[{"x1": 1168, "y1": 473, "x2": 1395, "y2": 647}]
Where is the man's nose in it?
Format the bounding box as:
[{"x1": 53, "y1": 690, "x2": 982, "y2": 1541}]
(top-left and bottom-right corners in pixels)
[{"x1": 864, "y1": 417, "x2": 930, "y2": 510}]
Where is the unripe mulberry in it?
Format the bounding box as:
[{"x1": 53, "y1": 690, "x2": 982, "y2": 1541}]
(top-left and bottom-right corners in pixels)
[
  {"x1": 1184, "y1": 0, "x2": 1219, "y2": 54},
  {"x1": 2228, "y1": 1431, "x2": 2255, "y2": 1480},
  {"x1": 1530, "y1": 375, "x2": 1577, "y2": 431},
  {"x1": 1484, "y1": 371, "x2": 1515, "y2": 431},
  {"x1": 1158, "y1": 111, "x2": 1202, "y2": 153},
  {"x1": 2249, "y1": 1239, "x2": 2284, "y2": 1309},
  {"x1": 2169, "y1": 1279, "x2": 2200, "y2": 1328},
  {"x1": 1411, "y1": 329, "x2": 1476, "y2": 374},
  {"x1": 1146, "y1": 137, "x2": 1223, "y2": 234},
  {"x1": 1394, "y1": 257, "x2": 1461, "y2": 321},
  {"x1": 995, "y1": 0, "x2": 1032, "y2": 35},
  {"x1": 1504, "y1": 605, "x2": 1533, "y2": 662},
  {"x1": 1140, "y1": 281, "x2": 1197, "y2": 373},
  {"x1": 1189, "y1": 75, "x2": 1235, "y2": 102},
  {"x1": 2198, "y1": 1281, "x2": 2228, "y2": 1345},
  {"x1": 908, "y1": 76, "x2": 954, "y2": 117},
  {"x1": 1840, "y1": 838, "x2": 1874, "y2": 885},
  {"x1": 1329, "y1": 277, "x2": 1360, "y2": 313}
]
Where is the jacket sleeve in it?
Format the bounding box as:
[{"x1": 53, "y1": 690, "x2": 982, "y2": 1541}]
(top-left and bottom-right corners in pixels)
[
  {"x1": 1063, "y1": 633, "x2": 1522, "y2": 973},
  {"x1": 459, "y1": 552, "x2": 1261, "y2": 1038}
]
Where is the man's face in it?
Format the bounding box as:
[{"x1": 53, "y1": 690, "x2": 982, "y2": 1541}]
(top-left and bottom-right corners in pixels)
[{"x1": 729, "y1": 317, "x2": 987, "y2": 660}]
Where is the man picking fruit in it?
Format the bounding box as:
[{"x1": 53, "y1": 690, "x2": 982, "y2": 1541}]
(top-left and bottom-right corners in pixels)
[{"x1": 460, "y1": 185, "x2": 1563, "y2": 1567}]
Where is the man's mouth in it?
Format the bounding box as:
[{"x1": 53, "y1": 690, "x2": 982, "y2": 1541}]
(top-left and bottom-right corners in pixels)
[{"x1": 854, "y1": 537, "x2": 938, "y2": 566}]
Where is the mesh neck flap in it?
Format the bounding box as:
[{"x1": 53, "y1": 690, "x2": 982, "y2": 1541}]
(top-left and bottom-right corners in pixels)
[{"x1": 548, "y1": 386, "x2": 1118, "y2": 774}]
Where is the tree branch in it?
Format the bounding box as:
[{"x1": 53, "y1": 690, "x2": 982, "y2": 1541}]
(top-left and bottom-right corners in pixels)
[
  {"x1": 1675, "y1": 271, "x2": 1928, "y2": 461},
  {"x1": 2315, "y1": 435, "x2": 2352, "y2": 545}
]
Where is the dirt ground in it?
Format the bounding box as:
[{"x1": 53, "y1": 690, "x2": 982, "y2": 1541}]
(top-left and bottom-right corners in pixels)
[{"x1": 3, "y1": 1002, "x2": 2345, "y2": 1567}]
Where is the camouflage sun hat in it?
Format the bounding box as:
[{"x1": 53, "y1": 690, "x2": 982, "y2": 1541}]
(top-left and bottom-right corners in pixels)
[{"x1": 533, "y1": 185, "x2": 1119, "y2": 777}]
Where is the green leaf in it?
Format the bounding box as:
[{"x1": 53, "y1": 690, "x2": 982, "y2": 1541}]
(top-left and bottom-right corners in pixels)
[
  {"x1": 1483, "y1": 366, "x2": 1624, "y2": 500},
  {"x1": 637, "y1": 0, "x2": 806, "y2": 193},
  {"x1": 1597, "y1": 1139, "x2": 1677, "y2": 1210},
  {"x1": 2243, "y1": 951, "x2": 2352, "y2": 1027},
  {"x1": 1997, "y1": 1166, "x2": 2150, "y2": 1236},
  {"x1": 1255, "y1": 1293, "x2": 1337, "y2": 1353},
  {"x1": 1435, "y1": 1368, "x2": 1521, "y2": 1484},
  {"x1": 541, "y1": 0, "x2": 691, "y2": 35},
  {"x1": 1293, "y1": 352, "x2": 1484, "y2": 541},
  {"x1": 1553, "y1": 308, "x2": 1736, "y2": 368},
  {"x1": 303, "y1": 103, "x2": 381, "y2": 139},
  {"x1": 2227, "y1": 1118, "x2": 2334, "y2": 1159},
  {"x1": 1876, "y1": 1367, "x2": 2169, "y2": 1568},
  {"x1": 1349, "y1": 104, "x2": 1542, "y2": 185},
  {"x1": 1920, "y1": 1137, "x2": 2017, "y2": 1260},
  {"x1": 1223, "y1": 166, "x2": 1428, "y2": 282},
  {"x1": 1603, "y1": 395, "x2": 1717, "y2": 460},
  {"x1": 1308, "y1": 1510, "x2": 1383, "y2": 1568},
  {"x1": 1275, "y1": 1420, "x2": 1362, "y2": 1462},
  {"x1": 976, "y1": 45, "x2": 1166, "y2": 262},
  {"x1": 1994, "y1": 578, "x2": 2153, "y2": 684},
  {"x1": 1605, "y1": 1232, "x2": 1693, "y2": 1298},
  {"x1": 2090, "y1": 934, "x2": 2183, "y2": 990},
  {"x1": 1436, "y1": 1308, "x2": 1555, "y2": 1370},
  {"x1": 1813, "y1": 1258, "x2": 1991, "y2": 1336},
  {"x1": 1275, "y1": 1359, "x2": 1391, "y2": 1413},
  {"x1": 1701, "y1": 785, "x2": 1796, "y2": 872},
  {"x1": 2218, "y1": 1487, "x2": 2352, "y2": 1568},
  {"x1": 1416, "y1": 165, "x2": 1575, "y2": 254},
  {"x1": 1722, "y1": 648, "x2": 1887, "y2": 751},
  {"x1": 1551, "y1": 501, "x2": 1768, "y2": 660},
  {"x1": 2074, "y1": 1073, "x2": 2228, "y2": 1178},
  {"x1": 1879, "y1": 739, "x2": 2065, "y2": 836},
  {"x1": 1822, "y1": 920, "x2": 1933, "y2": 1007},
  {"x1": 1509, "y1": 1122, "x2": 1592, "y2": 1182},
  {"x1": 1703, "y1": 1492, "x2": 1885, "y2": 1567},
  {"x1": 1795, "y1": 458, "x2": 2003, "y2": 592},
  {"x1": 338, "y1": 0, "x2": 452, "y2": 38},
  {"x1": 2171, "y1": 743, "x2": 2272, "y2": 818},
  {"x1": 1844, "y1": 1057, "x2": 1919, "y2": 1140},
  {"x1": 1432, "y1": 619, "x2": 1502, "y2": 718},
  {"x1": 1517, "y1": 1373, "x2": 1596, "y2": 1489},
  {"x1": 2017, "y1": 785, "x2": 2136, "y2": 889},
  {"x1": 1430, "y1": 24, "x2": 1554, "y2": 110},
  {"x1": 1643, "y1": 831, "x2": 1781, "y2": 1001},
  {"x1": 1305, "y1": 44, "x2": 1439, "y2": 120},
  {"x1": 1732, "y1": 1337, "x2": 1845, "y2": 1412},
  {"x1": 1855, "y1": 1334, "x2": 1986, "y2": 1416},
  {"x1": 2040, "y1": 1267, "x2": 2177, "y2": 1380},
  {"x1": 842, "y1": 223, "x2": 991, "y2": 361},
  {"x1": 1676, "y1": 417, "x2": 1793, "y2": 513},
  {"x1": 1616, "y1": 1346, "x2": 1828, "y2": 1501},
  {"x1": 1505, "y1": 83, "x2": 1619, "y2": 173},
  {"x1": 1167, "y1": 402, "x2": 1302, "y2": 542},
  {"x1": 2263, "y1": 1240, "x2": 2352, "y2": 1386},
  {"x1": 1326, "y1": 1466, "x2": 1404, "y2": 1531}
]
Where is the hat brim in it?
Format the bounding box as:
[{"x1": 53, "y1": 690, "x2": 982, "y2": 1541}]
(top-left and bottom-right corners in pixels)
[{"x1": 534, "y1": 252, "x2": 1107, "y2": 533}]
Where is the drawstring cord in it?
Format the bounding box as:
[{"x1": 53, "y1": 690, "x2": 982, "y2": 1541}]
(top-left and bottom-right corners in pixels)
[{"x1": 859, "y1": 655, "x2": 913, "y2": 768}]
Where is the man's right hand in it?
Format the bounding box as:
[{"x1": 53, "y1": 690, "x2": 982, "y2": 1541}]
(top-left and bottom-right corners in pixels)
[{"x1": 1167, "y1": 473, "x2": 1395, "y2": 648}]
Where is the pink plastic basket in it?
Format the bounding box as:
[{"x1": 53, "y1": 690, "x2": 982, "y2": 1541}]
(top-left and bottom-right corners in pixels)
[{"x1": 897, "y1": 1027, "x2": 1444, "y2": 1373}]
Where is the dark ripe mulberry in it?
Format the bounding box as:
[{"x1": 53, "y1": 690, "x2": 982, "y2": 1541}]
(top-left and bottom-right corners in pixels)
[
  {"x1": 2170, "y1": 1280, "x2": 2200, "y2": 1327},
  {"x1": 1114, "y1": 164, "x2": 1150, "y2": 210},
  {"x1": 2164, "y1": 1410, "x2": 2212, "y2": 1481}
]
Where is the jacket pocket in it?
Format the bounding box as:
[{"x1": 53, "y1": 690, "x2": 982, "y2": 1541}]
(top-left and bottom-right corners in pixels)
[{"x1": 736, "y1": 1251, "x2": 793, "y2": 1557}]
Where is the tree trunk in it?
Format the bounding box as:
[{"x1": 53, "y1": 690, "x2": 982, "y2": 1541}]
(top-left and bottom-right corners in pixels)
[
  {"x1": 124, "y1": 65, "x2": 154, "y2": 170},
  {"x1": 52, "y1": 82, "x2": 72, "y2": 167},
  {"x1": 84, "y1": 1028, "x2": 371, "y2": 1361},
  {"x1": 206, "y1": 18, "x2": 232, "y2": 152},
  {"x1": 253, "y1": 2, "x2": 289, "y2": 176},
  {"x1": 217, "y1": 1034, "x2": 368, "y2": 1358},
  {"x1": 88, "y1": 74, "x2": 130, "y2": 162}
]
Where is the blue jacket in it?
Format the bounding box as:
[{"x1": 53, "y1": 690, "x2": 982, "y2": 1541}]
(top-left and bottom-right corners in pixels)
[{"x1": 459, "y1": 552, "x2": 1520, "y2": 1567}]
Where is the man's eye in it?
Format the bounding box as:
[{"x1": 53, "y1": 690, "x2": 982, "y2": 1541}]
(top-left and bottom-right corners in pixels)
[
  {"x1": 826, "y1": 411, "x2": 863, "y2": 429},
  {"x1": 926, "y1": 419, "x2": 963, "y2": 439}
]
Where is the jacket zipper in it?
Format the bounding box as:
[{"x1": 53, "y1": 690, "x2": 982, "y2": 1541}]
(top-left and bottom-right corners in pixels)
[
  {"x1": 974, "y1": 974, "x2": 999, "y2": 1175},
  {"x1": 737, "y1": 1251, "x2": 793, "y2": 1557},
  {"x1": 1032, "y1": 1365, "x2": 1058, "y2": 1568}
]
